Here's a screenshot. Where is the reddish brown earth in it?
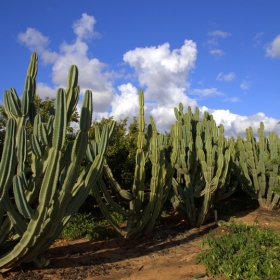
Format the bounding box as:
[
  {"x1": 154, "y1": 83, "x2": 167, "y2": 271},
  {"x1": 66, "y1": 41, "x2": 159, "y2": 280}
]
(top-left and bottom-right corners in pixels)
[{"x1": 1, "y1": 207, "x2": 280, "y2": 280}]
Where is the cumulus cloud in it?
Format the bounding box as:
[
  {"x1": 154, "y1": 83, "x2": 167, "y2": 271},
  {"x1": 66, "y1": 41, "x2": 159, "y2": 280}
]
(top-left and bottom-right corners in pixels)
[
  {"x1": 216, "y1": 72, "x2": 236, "y2": 82},
  {"x1": 240, "y1": 80, "x2": 251, "y2": 90},
  {"x1": 266, "y1": 35, "x2": 280, "y2": 58},
  {"x1": 36, "y1": 83, "x2": 57, "y2": 99},
  {"x1": 110, "y1": 83, "x2": 139, "y2": 120},
  {"x1": 72, "y1": 13, "x2": 98, "y2": 39},
  {"x1": 123, "y1": 40, "x2": 197, "y2": 104},
  {"x1": 107, "y1": 40, "x2": 198, "y2": 131},
  {"x1": 18, "y1": 13, "x2": 115, "y2": 113},
  {"x1": 17, "y1": 15, "x2": 279, "y2": 138},
  {"x1": 202, "y1": 107, "x2": 280, "y2": 137},
  {"x1": 17, "y1": 28, "x2": 58, "y2": 64}
]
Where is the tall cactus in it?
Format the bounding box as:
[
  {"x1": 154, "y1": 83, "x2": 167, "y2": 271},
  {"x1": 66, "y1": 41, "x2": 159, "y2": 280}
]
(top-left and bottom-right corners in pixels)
[
  {"x1": 91, "y1": 89, "x2": 175, "y2": 238},
  {"x1": 0, "y1": 53, "x2": 111, "y2": 272},
  {"x1": 169, "y1": 104, "x2": 236, "y2": 227},
  {"x1": 236, "y1": 122, "x2": 280, "y2": 209}
]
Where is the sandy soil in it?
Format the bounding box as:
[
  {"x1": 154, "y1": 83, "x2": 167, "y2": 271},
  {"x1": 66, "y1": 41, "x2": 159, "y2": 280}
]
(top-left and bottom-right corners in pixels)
[{"x1": 1, "y1": 207, "x2": 280, "y2": 280}]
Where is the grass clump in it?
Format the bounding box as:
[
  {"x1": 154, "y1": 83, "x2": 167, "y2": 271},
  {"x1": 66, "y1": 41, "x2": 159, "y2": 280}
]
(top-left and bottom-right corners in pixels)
[
  {"x1": 197, "y1": 219, "x2": 280, "y2": 279},
  {"x1": 61, "y1": 212, "x2": 125, "y2": 241}
]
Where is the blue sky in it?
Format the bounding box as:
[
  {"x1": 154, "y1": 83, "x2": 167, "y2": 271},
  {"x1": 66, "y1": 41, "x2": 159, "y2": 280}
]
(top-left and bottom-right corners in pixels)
[{"x1": 1, "y1": 0, "x2": 280, "y2": 136}]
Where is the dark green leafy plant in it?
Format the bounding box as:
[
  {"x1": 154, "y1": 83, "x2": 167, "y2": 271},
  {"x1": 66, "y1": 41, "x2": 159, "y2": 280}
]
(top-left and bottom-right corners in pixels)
[
  {"x1": 61, "y1": 212, "x2": 124, "y2": 241},
  {"x1": 197, "y1": 220, "x2": 280, "y2": 279}
]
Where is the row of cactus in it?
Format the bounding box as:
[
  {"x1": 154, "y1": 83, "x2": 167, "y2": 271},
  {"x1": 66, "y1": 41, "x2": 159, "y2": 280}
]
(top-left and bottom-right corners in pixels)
[
  {"x1": 92, "y1": 90, "x2": 175, "y2": 238},
  {"x1": 0, "y1": 53, "x2": 112, "y2": 272},
  {"x1": 1, "y1": 52, "x2": 280, "y2": 272},
  {"x1": 90, "y1": 98, "x2": 280, "y2": 237},
  {"x1": 168, "y1": 104, "x2": 237, "y2": 227}
]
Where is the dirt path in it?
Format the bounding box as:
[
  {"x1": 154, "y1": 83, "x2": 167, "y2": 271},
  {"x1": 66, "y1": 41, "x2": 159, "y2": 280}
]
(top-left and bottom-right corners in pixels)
[{"x1": 1, "y1": 207, "x2": 280, "y2": 280}]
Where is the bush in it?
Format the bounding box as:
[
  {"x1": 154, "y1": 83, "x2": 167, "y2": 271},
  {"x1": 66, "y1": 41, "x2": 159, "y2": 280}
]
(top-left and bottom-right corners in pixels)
[
  {"x1": 197, "y1": 219, "x2": 280, "y2": 279},
  {"x1": 61, "y1": 212, "x2": 124, "y2": 241}
]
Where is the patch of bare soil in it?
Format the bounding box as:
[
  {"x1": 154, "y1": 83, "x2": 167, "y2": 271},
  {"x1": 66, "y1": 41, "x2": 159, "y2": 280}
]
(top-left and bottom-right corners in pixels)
[{"x1": 1, "y1": 207, "x2": 280, "y2": 280}]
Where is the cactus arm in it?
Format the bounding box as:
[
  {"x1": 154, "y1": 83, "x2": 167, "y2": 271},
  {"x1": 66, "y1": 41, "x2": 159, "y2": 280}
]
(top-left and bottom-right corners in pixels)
[
  {"x1": 13, "y1": 175, "x2": 34, "y2": 219},
  {"x1": 0, "y1": 119, "x2": 17, "y2": 200},
  {"x1": 65, "y1": 65, "x2": 79, "y2": 123}
]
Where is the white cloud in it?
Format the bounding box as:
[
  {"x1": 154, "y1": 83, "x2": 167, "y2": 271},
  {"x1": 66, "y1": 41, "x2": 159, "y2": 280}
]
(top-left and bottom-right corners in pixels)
[
  {"x1": 18, "y1": 14, "x2": 114, "y2": 113},
  {"x1": 207, "y1": 38, "x2": 219, "y2": 46},
  {"x1": 191, "y1": 88, "x2": 223, "y2": 98},
  {"x1": 110, "y1": 83, "x2": 139, "y2": 120},
  {"x1": 207, "y1": 30, "x2": 230, "y2": 57},
  {"x1": 202, "y1": 107, "x2": 280, "y2": 138},
  {"x1": 36, "y1": 83, "x2": 57, "y2": 99},
  {"x1": 208, "y1": 30, "x2": 231, "y2": 38},
  {"x1": 210, "y1": 49, "x2": 225, "y2": 57},
  {"x1": 224, "y1": 97, "x2": 241, "y2": 103},
  {"x1": 17, "y1": 28, "x2": 58, "y2": 64},
  {"x1": 240, "y1": 80, "x2": 251, "y2": 90},
  {"x1": 72, "y1": 13, "x2": 98, "y2": 39},
  {"x1": 17, "y1": 15, "x2": 280, "y2": 139},
  {"x1": 109, "y1": 40, "x2": 198, "y2": 131},
  {"x1": 253, "y1": 32, "x2": 264, "y2": 46},
  {"x1": 266, "y1": 35, "x2": 280, "y2": 58},
  {"x1": 123, "y1": 40, "x2": 197, "y2": 106},
  {"x1": 217, "y1": 72, "x2": 236, "y2": 82}
]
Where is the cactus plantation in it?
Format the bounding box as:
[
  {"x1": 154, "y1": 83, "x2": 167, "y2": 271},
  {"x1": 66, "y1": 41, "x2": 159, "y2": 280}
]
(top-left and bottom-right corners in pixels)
[{"x1": 0, "y1": 53, "x2": 280, "y2": 278}]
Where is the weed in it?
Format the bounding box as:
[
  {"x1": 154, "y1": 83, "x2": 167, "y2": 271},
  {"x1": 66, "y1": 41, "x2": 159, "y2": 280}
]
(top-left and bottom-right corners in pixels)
[
  {"x1": 61, "y1": 212, "x2": 124, "y2": 241},
  {"x1": 197, "y1": 219, "x2": 280, "y2": 279}
]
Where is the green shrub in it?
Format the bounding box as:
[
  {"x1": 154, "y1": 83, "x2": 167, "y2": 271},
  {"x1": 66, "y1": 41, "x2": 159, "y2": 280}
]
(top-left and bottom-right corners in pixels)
[
  {"x1": 197, "y1": 219, "x2": 280, "y2": 279},
  {"x1": 61, "y1": 212, "x2": 125, "y2": 241}
]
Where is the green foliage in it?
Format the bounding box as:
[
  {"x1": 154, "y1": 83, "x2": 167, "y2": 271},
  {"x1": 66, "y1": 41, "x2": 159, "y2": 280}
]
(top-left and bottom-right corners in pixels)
[
  {"x1": 89, "y1": 116, "x2": 140, "y2": 189},
  {"x1": 197, "y1": 220, "x2": 280, "y2": 279},
  {"x1": 61, "y1": 213, "x2": 121, "y2": 241}
]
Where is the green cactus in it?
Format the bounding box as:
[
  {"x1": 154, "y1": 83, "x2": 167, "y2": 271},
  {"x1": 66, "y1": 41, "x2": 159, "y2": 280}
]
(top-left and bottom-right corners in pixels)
[
  {"x1": 91, "y1": 89, "x2": 175, "y2": 238},
  {"x1": 169, "y1": 104, "x2": 237, "y2": 228},
  {"x1": 0, "y1": 53, "x2": 111, "y2": 272},
  {"x1": 236, "y1": 122, "x2": 280, "y2": 209}
]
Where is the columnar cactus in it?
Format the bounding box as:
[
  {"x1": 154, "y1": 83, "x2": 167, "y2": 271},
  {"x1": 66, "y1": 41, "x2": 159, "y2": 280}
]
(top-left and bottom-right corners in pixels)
[
  {"x1": 169, "y1": 104, "x2": 236, "y2": 227},
  {"x1": 236, "y1": 122, "x2": 280, "y2": 209},
  {"x1": 0, "y1": 53, "x2": 111, "y2": 272},
  {"x1": 91, "y1": 89, "x2": 175, "y2": 238}
]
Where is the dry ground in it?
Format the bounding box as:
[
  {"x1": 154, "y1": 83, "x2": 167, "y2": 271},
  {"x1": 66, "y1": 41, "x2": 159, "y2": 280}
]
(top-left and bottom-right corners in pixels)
[{"x1": 1, "y1": 206, "x2": 280, "y2": 280}]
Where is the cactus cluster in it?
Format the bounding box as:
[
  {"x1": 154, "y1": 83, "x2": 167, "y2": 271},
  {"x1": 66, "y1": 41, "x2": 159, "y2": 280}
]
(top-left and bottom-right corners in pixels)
[
  {"x1": 1, "y1": 52, "x2": 280, "y2": 273},
  {"x1": 237, "y1": 122, "x2": 280, "y2": 209},
  {"x1": 169, "y1": 104, "x2": 237, "y2": 227},
  {"x1": 92, "y1": 90, "x2": 175, "y2": 238},
  {"x1": 0, "y1": 53, "x2": 111, "y2": 272}
]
